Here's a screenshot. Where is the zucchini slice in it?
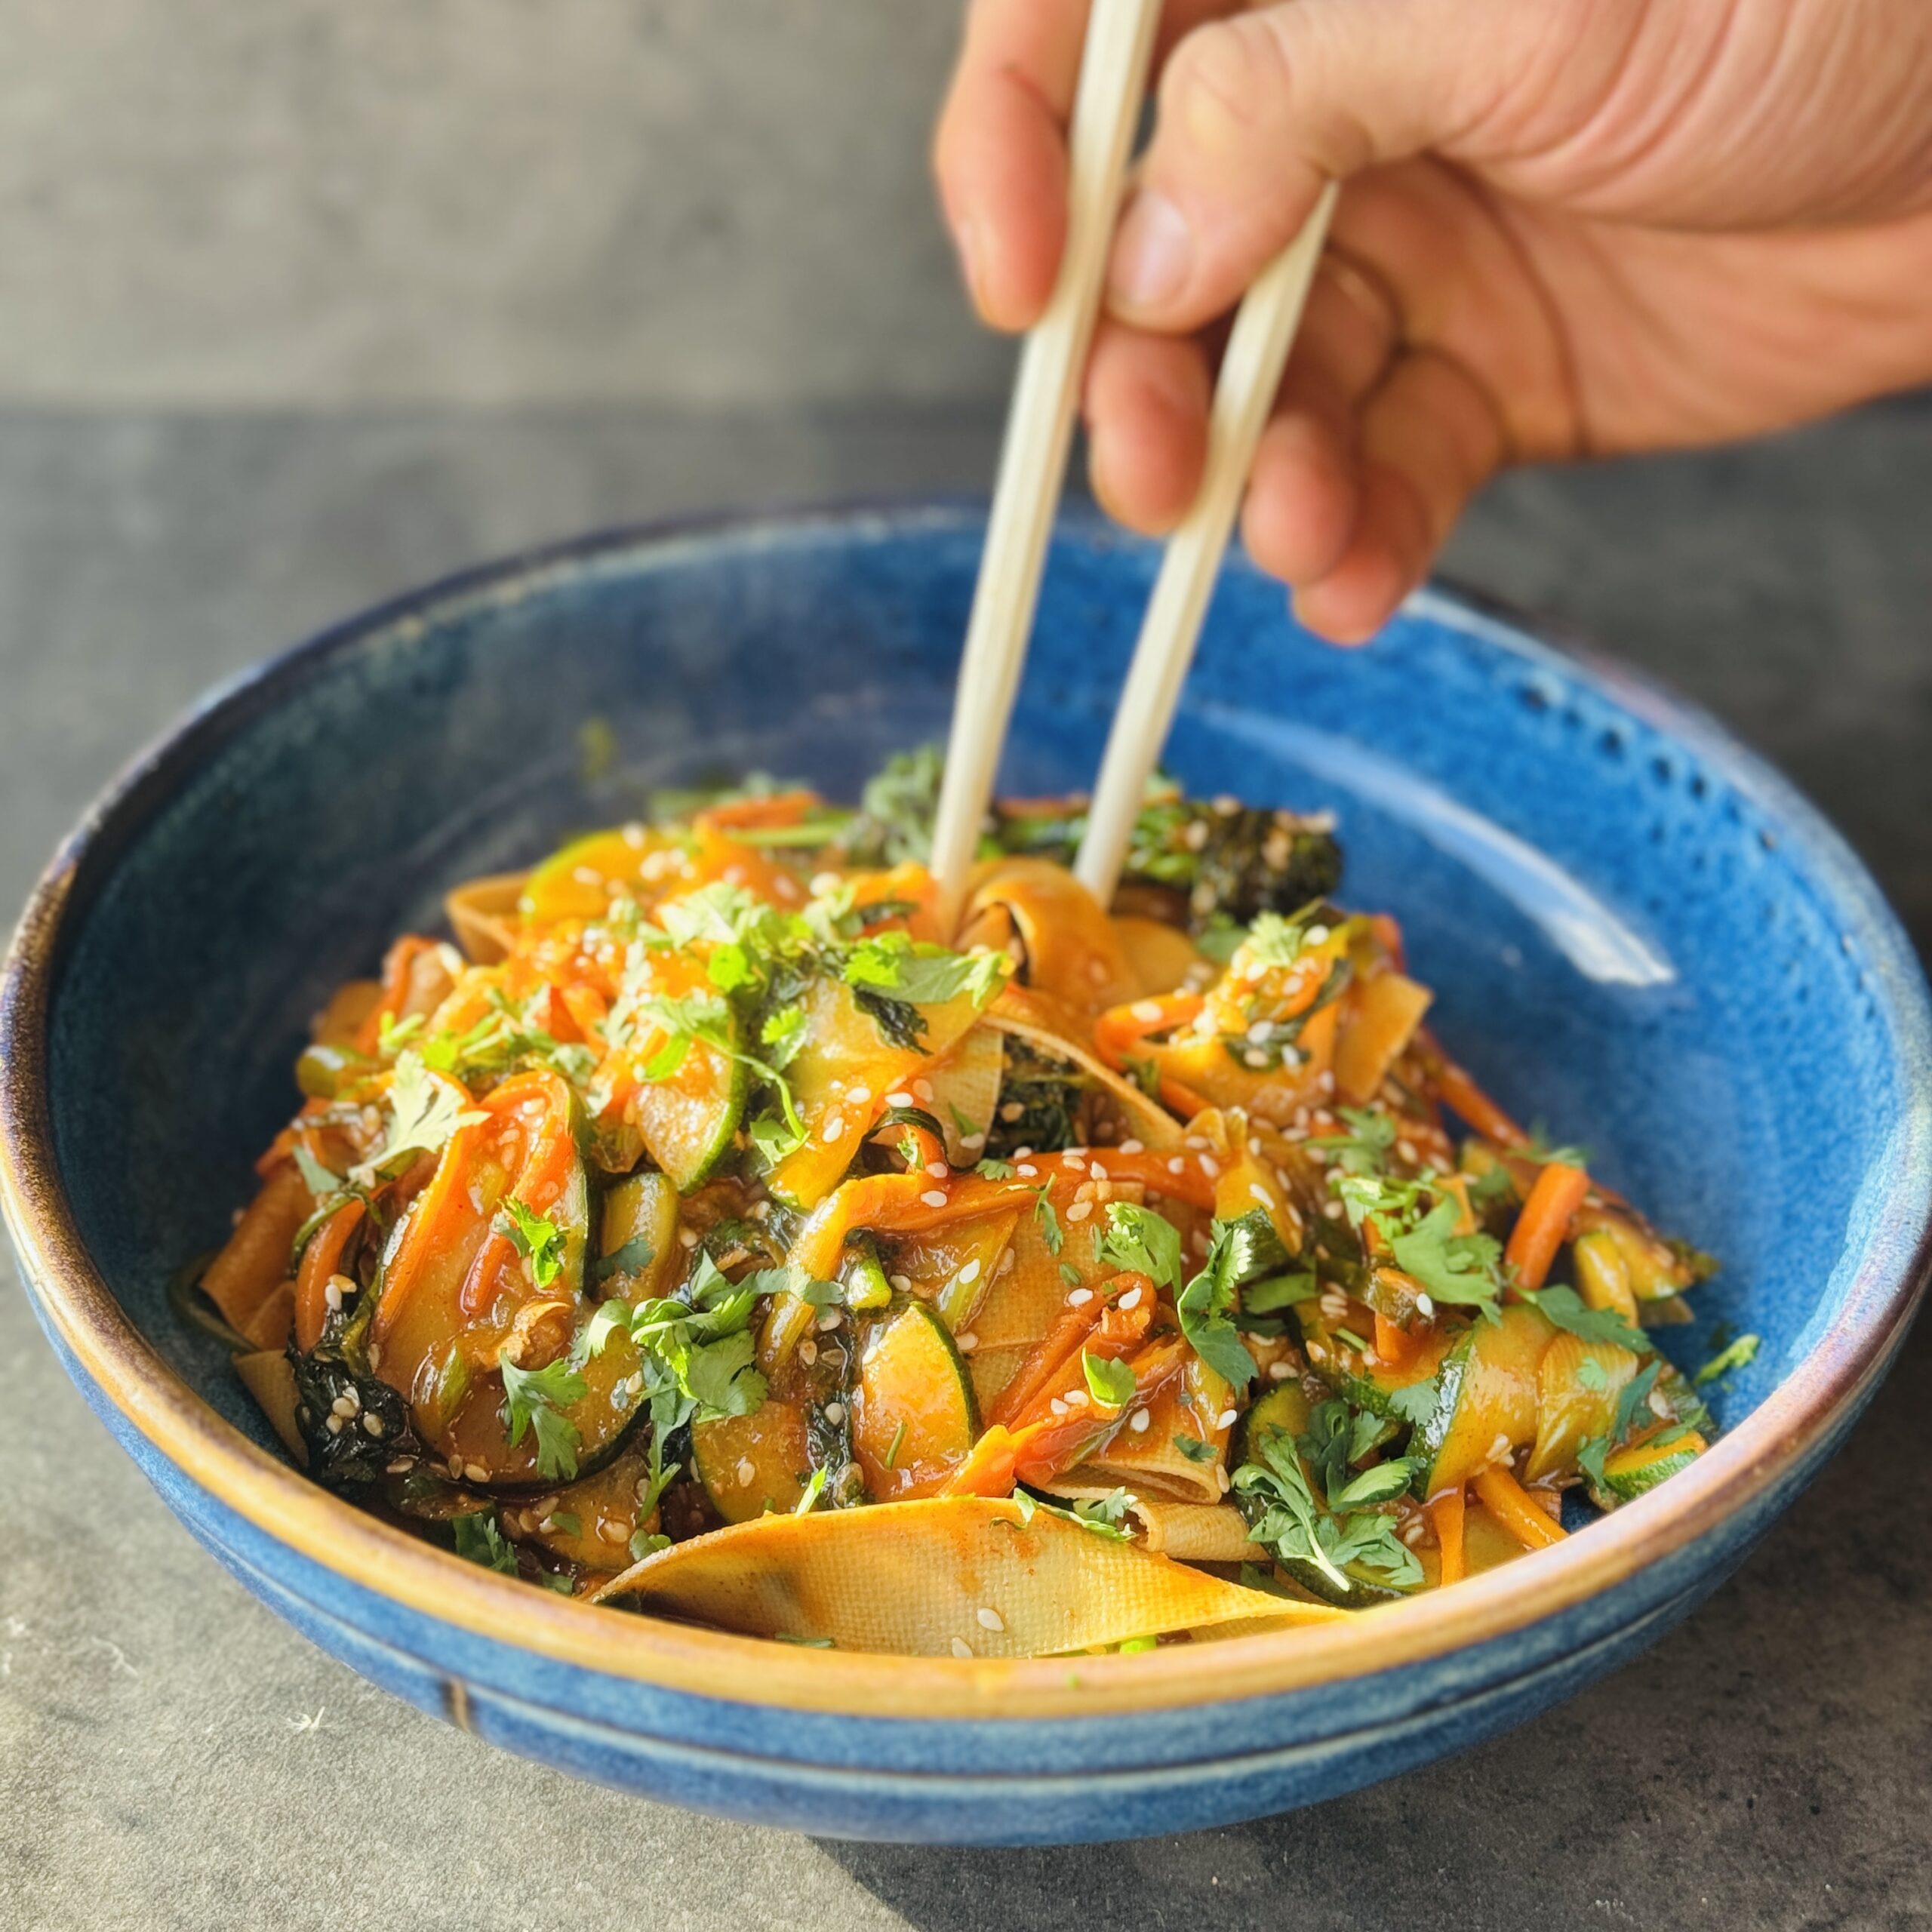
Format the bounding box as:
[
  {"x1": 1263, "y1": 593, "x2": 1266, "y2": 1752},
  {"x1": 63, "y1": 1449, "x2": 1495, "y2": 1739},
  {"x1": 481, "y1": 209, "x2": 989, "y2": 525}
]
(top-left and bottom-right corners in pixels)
[
  {"x1": 851, "y1": 1300, "x2": 979, "y2": 1501},
  {"x1": 1411, "y1": 1303, "x2": 1557, "y2": 1500},
  {"x1": 622, "y1": 951, "x2": 747, "y2": 1192},
  {"x1": 692, "y1": 1399, "x2": 815, "y2": 1522},
  {"x1": 595, "y1": 1171, "x2": 680, "y2": 1300},
  {"x1": 520, "y1": 827, "x2": 685, "y2": 927}
]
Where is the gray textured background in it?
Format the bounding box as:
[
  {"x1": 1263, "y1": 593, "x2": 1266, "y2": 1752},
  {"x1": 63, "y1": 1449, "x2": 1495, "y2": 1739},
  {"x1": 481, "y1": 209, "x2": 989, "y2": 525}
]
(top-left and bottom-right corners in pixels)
[{"x1": 1, "y1": 3, "x2": 1929, "y2": 1927}]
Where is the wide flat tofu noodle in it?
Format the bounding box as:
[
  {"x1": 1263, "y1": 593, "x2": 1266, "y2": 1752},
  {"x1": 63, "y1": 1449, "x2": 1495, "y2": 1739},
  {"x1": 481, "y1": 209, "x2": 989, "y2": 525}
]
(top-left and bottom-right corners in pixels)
[
  {"x1": 592, "y1": 1497, "x2": 1339, "y2": 1655},
  {"x1": 1055, "y1": 1358, "x2": 1233, "y2": 1506}
]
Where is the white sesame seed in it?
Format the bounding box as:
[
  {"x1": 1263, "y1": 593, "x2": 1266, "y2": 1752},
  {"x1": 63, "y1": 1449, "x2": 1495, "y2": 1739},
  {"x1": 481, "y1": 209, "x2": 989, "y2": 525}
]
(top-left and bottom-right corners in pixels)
[
  {"x1": 817, "y1": 1309, "x2": 842, "y2": 1331},
  {"x1": 798, "y1": 1339, "x2": 818, "y2": 1366},
  {"x1": 386, "y1": 1457, "x2": 413, "y2": 1475},
  {"x1": 958, "y1": 1259, "x2": 983, "y2": 1285},
  {"x1": 1049, "y1": 1398, "x2": 1068, "y2": 1417},
  {"x1": 914, "y1": 1080, "x2": 935, "y2": 1103},
  {"x1": 1128, "y1": 1410, "x2": 1151, "y2": 1433},
  {"x1": 961, "y1": 1132, "x2": 987, "y2": 1151},
  {"x1": 889, "y1": 1273, "x2": 913, "y2": 1293},
  {"x1": 1131, "y1": 1000, "x2": 1164, "y2": 1023},
  {"x1": 955, "y1": 1332, "x2": 978, "y2": 1352},
  {"x1": 1199, "y1": 1154, "x2": 1221, "y2": 1179},
  {"x1": 925, "y1": 1161, "x2": 949, "y2": 1179},
  {"x1": 465, "y1": 1463, "x2": 489, "y2": 1484},
  {"x1": 1214, "y1": 1466, "x2": 1231, "y2": 1494},
  {"x1": 921, "y1": 1189, "x2": 948, "y2": 1208},
  {"x1": 736, "y1": 1457, "x2": 757, "y2": 1486},
  {"x1": 1305, "y1": 924, "x2": 1331, "y2": 946},
  {"x1": 1186, "y1": 1134, "x2": 1209, "y2": 1149},
  {"x1": 1217, "y1": 1409, "x2": 1238, "y2": 1429},
  {"x1": 362, "y1": 1414, "x2": 384, "y2": 1437},
  {"x1": 976, "y1": 1606, "x2": 1005, "y2": 1632},
  {"x1": 1013, "y1": 1146, "x2": 1035, "y2": 1161},
  {"x1": 1323, "y1": 1200, "x2": 1345, "y2": 1220},
  {"x1": 997, "y1": 1249, "x2": 1015, "y2": 1275},
  {"x1": 1117, "y1": 1285, "x2": 1143, "y2": 1311},
  {"x1": 323, "y1": 1279, "x2": 343, "y2": 1312},
  {"x1": 331, "y1": 1395, "x2": 356, "y2": 1419},
  {"x1": 1246, "y1": 1020, "x2": 1272, "y2": 1044},
  {"x1": 1167, "y1": 1157, "x2": 1186, "y2": 1174},
  {"x1": 1000, "y1": 1102, "x2": 1026, "y2": 1122},
  {"x1": 823, "y1": 1401, "x2": 846, "y2": 1426},
  {"x1": 1016, "y1": 1163, "x2": 1038, "y2": 1178},
  {"x1": 1269, "y1": 1361, "x2": 1293, "y2": 1382},
  {"x1": 848, "y1": 1086, "x2": 872, "y2": 1108},
  {"x1": 950, "y1": 1636, "x2": 974, "y2": 1659},
  {"x1": 885, "y1": 1091, "x2": 914, "y2": 1109},
  {"x1": 1487, "y1": 1433, "x2": 1512, "y2": 1465},
  {"x1": 1397, "y1": 1140, "x2": 1419, "y2": 1164},
  {"x1": 678, "y1": 1227, "x2": 700, "y2": 1248},
  {"x1": 1089, "y1": 1163, "x2": 1109, "y2": 1184},
  {"x1": 1250, "y1": 1182, "x2": 1272, "y2": 1207},
  {"x1": 1066, "y1": 1201, "x2": 1092, "y2": 1223},
  {"x1": 1118, "y1": 1139, "x2": 1143, "y2": 1154},
  {"x1": 1063, "y1": 1389, "x2": 1089, "y2": 1409},
  {"x1": 1063, "y1": 1152, "x2": 1087, "y2": 1171},
  {"x1": 821, "y1": 1115, "x2": 846, "y2": 1144},
  {"x1": 1067, "y1": 1288, "x2": 1094, "y2": 1306},
  {"x1": 325, "y1": 1414, "x2": 343, "y2": 1435},
  {"x1": 1416, "y1": 1293, "x2": 1435, "y2": 1318},
  {"x1": 810, "y1": 871, "x2": 840, "y2": 896}
]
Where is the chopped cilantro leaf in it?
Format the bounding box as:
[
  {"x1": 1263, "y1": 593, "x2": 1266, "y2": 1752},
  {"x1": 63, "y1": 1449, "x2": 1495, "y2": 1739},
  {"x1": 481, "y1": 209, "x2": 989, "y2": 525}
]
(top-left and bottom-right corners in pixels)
[
  {"x1": 1176, "y1": 1219, "x2": 1263, "y2": 1389},
  {"x1": 1097, "y1": 1202, "x2": 1183, "y2": 1292},
  {"x1": 1524, "y1": 1284, "x2": 1648, "y2": 1354},
  {"x1": 1694, "y1": 1331, "x2": 1761, "y2": 1386},
  {"x1": 1081, "y1": 1351, "x2": 1137, "y2": 1409},
  {"x1": 1173, "y1": 1432, "x2": 1217, "y2": 1465},
  {"x1": 497, "y1": 1198, "x2": 566, "y2": 1291},
  {"x1": 349, "y1": 1052, "x2": 485, "y2": 1188},
  {"x1": 451, "y1": 1511, "x2": 518, "y2": 1576},
  {"x1": 594, "y1": 1233, "x2": 656, "y2": 1284},
  {"x1": 498, "y1": 1352, "x2": 586, "y2": 1481}
]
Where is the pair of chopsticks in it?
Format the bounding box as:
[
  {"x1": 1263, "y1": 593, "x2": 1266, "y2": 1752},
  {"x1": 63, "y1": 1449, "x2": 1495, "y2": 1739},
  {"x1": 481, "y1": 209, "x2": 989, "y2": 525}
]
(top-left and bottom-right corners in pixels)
[{"x1": 929, "y1": 0, "x2": 1337, "y2": 927}]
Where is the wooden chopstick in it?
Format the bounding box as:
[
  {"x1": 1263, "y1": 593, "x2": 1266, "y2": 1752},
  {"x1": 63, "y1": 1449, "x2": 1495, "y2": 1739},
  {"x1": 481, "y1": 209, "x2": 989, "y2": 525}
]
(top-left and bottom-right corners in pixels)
[
  {"x1": 928, "y1": 0, "x2": 1161, "y2": 928},
  {"x1": 1072, "y1": 183, "x2": 1340, "y2": 903}
]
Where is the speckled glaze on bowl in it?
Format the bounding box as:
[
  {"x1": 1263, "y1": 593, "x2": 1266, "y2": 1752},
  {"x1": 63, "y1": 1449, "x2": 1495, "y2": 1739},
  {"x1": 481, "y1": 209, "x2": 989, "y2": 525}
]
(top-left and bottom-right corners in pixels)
[{"x1": 4, "y1": 504, "x2": 1928, "y2": 1845}]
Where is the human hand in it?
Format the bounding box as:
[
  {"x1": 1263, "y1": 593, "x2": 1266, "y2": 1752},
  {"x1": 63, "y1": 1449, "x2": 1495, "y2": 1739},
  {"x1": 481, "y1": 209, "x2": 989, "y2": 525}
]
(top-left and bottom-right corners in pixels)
[{"x1": 934, "y1": 0, "x2": 1932, "y2": 641}]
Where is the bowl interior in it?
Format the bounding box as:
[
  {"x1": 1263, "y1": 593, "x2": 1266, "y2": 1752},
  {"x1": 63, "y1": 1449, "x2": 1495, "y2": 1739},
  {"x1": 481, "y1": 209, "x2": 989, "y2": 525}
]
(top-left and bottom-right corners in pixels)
[{"x1": 38, "y1": 507, "x2": 1914, "y2": 1469}]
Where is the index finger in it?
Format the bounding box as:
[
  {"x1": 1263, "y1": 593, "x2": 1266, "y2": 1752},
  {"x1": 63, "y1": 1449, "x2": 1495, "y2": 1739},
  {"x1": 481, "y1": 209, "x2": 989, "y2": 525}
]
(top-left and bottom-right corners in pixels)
[{"x1": 934, "y1": 1, "x2": 1231, "y2": 332}]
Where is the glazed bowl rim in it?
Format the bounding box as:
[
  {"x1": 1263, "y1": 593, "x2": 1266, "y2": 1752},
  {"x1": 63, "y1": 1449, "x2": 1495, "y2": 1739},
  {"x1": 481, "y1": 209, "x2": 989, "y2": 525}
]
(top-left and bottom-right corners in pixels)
[{"x1": 5, "y1": 499, "x2": 1928, "y2": 1726}]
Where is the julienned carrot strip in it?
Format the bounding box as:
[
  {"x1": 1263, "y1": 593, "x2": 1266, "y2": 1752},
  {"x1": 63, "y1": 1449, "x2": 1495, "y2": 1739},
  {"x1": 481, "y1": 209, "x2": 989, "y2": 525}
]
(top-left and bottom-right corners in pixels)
[
  {"x1": 1008, "y1": 1334, "x2": 1192, "y2": 1485},
  {"x1": 1091, "y1": 995, "x2": 1213, "y2": 1118},
  {"x1": 940, "y1": 1423, "x2": 1037, "y2": 1498},
  {"x1": 1373, "y1": 1311, "x2": 1417, "y2": 1371},
  {"x1": 989, "y1": 1275, "x2": 1151, "y2": 1429},
  {"x1": 1430, "y1": 1487, "x2": 1467, "y2": 1586},
  {"x1": 353, "y1": 934, "x2": 438, "y2": 1055},
  {"x1": 294, "y1": 1198, "x2": 365, "y2": 1353},
  {"x1": 1422, "y1": 1038, "x2": 1527, "y2": 1149},
  {"x1": 692, "y1": 789, "x2": 820, "y2": 832},
  {"x1": 1472, "y1": 1465, "x2": 1567, "y2": 1551},
  {"x1": 1505, "y1": 1161, "x2": 1592, "y2": 1293}
]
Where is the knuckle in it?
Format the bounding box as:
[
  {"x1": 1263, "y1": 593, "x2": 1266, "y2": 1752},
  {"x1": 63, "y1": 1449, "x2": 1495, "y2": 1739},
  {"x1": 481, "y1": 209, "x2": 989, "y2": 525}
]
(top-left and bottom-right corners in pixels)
[{"x1": 1163, "y1": 16, "x2": 1295, "y2": 158}]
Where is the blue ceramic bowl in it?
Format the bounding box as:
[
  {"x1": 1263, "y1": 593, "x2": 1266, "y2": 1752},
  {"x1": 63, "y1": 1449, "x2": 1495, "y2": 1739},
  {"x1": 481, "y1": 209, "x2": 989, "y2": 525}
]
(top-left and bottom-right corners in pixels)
[{"x1": 5, "y1": 504, "x2": 1929, "y2": 1844}]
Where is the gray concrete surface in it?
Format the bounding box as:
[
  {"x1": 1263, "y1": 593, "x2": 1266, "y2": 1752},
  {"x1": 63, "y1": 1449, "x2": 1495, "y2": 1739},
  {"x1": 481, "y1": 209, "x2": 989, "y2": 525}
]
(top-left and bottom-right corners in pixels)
[
  {"x1": 0, "y1": 2, "x2": 1004, "y2": 407},
  {"x1": 2, "y1": 400, "x2": 1930, "y2": 1930}
]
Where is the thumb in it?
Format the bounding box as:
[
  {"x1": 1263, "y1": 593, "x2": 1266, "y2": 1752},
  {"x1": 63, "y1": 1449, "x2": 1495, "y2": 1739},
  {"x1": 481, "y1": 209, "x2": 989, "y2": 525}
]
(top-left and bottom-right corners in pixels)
[{"x1": 1106, "y1": 0, "x2": 1542, "y2": 329}]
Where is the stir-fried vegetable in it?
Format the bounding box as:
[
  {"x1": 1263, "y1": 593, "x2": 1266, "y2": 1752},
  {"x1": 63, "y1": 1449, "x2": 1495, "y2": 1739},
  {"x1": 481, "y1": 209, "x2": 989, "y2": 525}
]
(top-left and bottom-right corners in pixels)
[{"x1": 192, "y1": 754, "x2": 1741, "y2": 1654}]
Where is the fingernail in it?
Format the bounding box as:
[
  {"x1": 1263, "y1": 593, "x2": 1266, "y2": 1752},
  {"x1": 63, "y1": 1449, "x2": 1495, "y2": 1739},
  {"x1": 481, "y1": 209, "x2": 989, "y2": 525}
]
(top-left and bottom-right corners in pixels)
[{"x1": 1109, "y1": 191, "x2": 1193, "y2": 309}]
